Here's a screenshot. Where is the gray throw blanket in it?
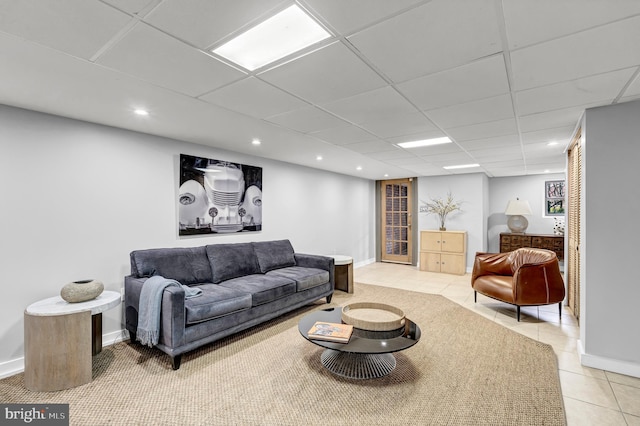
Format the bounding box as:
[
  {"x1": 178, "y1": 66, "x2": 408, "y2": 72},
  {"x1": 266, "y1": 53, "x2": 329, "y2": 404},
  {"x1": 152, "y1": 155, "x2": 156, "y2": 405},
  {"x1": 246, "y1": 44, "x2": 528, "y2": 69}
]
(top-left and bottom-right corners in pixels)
[{"x1": 136, "y1": 275, "x2": 202, "y2": 347}]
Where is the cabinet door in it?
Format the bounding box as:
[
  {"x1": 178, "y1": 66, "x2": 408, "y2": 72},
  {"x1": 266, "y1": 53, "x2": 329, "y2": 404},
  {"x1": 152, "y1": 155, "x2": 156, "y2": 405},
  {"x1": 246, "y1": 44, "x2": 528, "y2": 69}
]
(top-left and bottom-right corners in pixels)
[
  {"x1": 421, "y1": 231, "x2": 442, "y2": 251},
  {"x1": 441, "y1": 254, "x2": 464, "y2": 275},
  {"x1": 420, "y1": 252, "x2": 441, "y2": 272},
  {"x1": 441, "y1": 232, "x2": 464, "y2": 253}
]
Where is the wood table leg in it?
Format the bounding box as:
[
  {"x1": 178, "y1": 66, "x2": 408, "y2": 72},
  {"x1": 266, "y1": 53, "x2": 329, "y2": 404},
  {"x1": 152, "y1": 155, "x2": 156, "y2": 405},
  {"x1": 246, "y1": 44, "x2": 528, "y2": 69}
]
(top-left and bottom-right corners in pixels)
[{"x1": 92, "y1": 313, "x2": 102, "y2": 356}]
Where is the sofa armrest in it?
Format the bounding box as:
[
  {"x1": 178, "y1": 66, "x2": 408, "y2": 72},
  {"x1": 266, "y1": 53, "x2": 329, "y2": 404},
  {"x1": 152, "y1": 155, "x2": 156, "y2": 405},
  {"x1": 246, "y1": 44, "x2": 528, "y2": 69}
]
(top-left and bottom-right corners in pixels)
[
  {"x1": 295, "y1": 253, "x2": 335, "y2": 290},
  {"x1": 513, "y1": 262, "x2": 565, "y2": 305},
  {"x1": 124, "y1": 275, "x2": 186, "y2": 348}
]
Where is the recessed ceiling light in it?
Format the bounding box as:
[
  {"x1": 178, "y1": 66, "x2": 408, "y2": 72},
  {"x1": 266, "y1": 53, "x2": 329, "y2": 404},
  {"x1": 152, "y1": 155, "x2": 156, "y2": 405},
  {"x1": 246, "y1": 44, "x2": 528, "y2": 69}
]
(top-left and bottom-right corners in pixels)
[
  {"x1": 384, "y1": 173, "x2": 389, "y2": 177},
  {"x1": 443, "y1": 163, "x2": 480, "y2": 170},
  {"x1": 356, "y1": 166, "x2": 362, "y2": 171},
  {"x1": 396, "y1": 137, "x2": 451, "y2": 149},
  {"x1": 134, "y1": 109, "x2": 149, "y2": 116},
  {"x1": 316, "y1": 155, "x2": 323, "y2": 161},
  {"x1": 251, "y1": 138, "x2": 261, "y2": 145},
  {"x1": 547, "y1": 141, "x2": 559, "y2": 146},
  {"x1": 212, "y1": 5, "x2": 331, "y2": 71},
  {"x1": 544, "y1": 169, "x2": 551, "y2": 173}
]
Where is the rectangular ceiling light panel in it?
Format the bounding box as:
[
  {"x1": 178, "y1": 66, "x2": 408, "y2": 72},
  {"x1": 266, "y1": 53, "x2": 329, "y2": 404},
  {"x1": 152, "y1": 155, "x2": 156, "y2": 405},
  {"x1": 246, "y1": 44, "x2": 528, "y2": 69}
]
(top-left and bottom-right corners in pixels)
[
  {"x1": 212, "y1": 5, "x2": 331, "y2": 71},
  {"x1": 396, "y1": 137, "x2": 452, "y2": 149}
]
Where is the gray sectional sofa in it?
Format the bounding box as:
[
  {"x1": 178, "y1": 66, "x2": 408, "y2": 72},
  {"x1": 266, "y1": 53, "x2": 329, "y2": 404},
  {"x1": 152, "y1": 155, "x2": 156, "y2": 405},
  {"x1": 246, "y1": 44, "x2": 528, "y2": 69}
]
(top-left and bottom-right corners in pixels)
[{"x1": 124, "y1": 239, "x2": 334, "y2": 369}]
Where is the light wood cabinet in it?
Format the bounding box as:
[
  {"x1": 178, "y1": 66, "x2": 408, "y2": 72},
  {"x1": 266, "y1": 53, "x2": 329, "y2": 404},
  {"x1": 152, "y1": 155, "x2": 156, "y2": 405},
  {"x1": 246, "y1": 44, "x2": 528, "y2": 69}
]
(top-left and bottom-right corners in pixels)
[{"x1": 419, "y1": 230, "x2": 467, "y2": 275}]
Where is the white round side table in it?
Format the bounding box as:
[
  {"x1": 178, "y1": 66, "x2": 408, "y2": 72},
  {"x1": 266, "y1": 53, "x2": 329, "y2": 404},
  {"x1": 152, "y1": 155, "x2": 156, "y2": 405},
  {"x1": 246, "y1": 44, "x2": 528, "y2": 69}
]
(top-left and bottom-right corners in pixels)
[
  {"x1": 24, "y1": 290, "x2": 120, "y2": 391},
  {"x1": 327, "y1": 255, "x2": 354, "y2": 294}
]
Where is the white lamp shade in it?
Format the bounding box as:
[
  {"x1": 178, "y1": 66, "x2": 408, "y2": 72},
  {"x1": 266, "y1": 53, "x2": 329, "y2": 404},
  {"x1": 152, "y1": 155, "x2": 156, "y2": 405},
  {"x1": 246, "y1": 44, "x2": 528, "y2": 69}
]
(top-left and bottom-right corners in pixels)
[{"x1": 504, "y1": 199, "x2": 532, "y2": 216}]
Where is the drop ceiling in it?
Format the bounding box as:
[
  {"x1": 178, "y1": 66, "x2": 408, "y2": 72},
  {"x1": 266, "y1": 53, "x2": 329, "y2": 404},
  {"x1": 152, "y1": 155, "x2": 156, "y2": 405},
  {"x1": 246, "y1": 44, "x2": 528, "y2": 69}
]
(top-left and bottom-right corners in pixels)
[{"x1": 1, "y1": 0, "x2": 639, "y2": 180}]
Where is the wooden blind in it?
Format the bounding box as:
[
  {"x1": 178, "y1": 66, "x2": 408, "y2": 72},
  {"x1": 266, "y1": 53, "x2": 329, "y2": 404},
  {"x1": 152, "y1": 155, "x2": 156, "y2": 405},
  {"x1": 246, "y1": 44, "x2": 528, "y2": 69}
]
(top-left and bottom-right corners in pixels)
[{"x1": 567, "y1": 128, "x2": 582, "y2": 320}]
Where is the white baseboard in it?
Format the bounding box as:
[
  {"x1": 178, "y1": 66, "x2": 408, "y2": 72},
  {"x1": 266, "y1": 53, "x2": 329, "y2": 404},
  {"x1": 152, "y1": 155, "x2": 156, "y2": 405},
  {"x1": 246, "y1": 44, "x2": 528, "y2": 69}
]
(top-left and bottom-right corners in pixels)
[
  {"x1": 354, "y1": 258, "x2": 376, "y2": 269},
  {"x1": 0, "y1": 329, "x2": 128, "y2": 379},
  {"x1": 577, "y1": 339, "x2": 640, "y2": 378}
]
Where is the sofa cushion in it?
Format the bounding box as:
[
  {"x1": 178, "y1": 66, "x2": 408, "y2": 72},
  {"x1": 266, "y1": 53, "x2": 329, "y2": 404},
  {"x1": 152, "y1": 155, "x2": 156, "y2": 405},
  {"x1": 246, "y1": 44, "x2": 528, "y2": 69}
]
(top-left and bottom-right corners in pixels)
[
  {"x1": 252, "y1": 240, "x2": 296, "y2": 273},
  {"x1": 130, "y1": 247, "x2": 212, "y2": 285},
  {"x1": 267, "y1": 267, "x2": 329, "y2": 292},
  {"x1": 219, "y1": 274, "x2": 296, "y2": 306},
  {"x1": 184, "y1": 284, "x2": 252, "y2": 325},
  {"x1": 206, "y1": 243, "x2": 260, "y2": 284}
]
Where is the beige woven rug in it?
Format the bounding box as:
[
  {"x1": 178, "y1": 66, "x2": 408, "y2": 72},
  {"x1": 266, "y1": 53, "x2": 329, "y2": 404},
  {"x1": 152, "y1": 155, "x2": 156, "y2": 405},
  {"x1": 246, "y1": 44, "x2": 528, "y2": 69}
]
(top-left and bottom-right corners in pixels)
[{"x1": 0, "y1": 283, "x2": 566, "y2": 425}]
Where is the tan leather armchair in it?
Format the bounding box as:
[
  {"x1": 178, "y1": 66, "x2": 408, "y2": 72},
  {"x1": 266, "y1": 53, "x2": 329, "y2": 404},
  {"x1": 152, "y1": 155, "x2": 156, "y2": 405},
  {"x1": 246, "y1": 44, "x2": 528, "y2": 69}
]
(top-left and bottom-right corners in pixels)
[{"x1": 471, "y1": 248, "x2": 565, "y2": 321}]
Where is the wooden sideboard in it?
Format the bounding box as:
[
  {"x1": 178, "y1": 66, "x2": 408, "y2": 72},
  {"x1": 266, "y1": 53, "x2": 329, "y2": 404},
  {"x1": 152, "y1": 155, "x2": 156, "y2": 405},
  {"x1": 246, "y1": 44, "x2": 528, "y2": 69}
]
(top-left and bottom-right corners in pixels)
[
  {"x1": 499, "y1": 233, "x2": 564, "y2": 260},
  {"x1": 419, "y1": 230, "x2": 467, "y2": 275}
]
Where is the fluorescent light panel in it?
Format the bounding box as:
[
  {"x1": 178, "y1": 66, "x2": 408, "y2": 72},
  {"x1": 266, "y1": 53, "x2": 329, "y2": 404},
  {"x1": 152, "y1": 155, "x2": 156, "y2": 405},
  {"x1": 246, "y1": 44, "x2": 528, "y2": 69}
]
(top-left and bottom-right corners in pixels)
[
  {"x1": 396, "y1": 137, "x2": 451, "y2": 149},
  {"x1": 443, "y1": 163, "x2": 480, "y2": 170},
  {"x1": 212, "y1": 5, "x2": 330, "y2": 71}
]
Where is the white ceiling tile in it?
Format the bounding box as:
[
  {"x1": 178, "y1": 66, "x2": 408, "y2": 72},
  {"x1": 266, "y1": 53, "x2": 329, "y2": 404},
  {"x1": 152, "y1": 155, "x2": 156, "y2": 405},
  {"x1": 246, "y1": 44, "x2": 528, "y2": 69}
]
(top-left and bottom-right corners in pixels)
[
  {"x1": 0, "y1": 0, "x2": 131, "y2": 59},
  {"x1": 458, "y1": 134, "x2": 520, "y2": 151},
  {"x1": 259, "y1": 42, "x2": 387, "y2": 104},
  {"x1": 102, "y1": 0, "x2": 158, "y2": 16},
  {"x1": 468, "y1": 146, "x2": 523, "y2": 161},
  {"x1": 523, "y1": 142, "x2": 567, "y2": 159},
  {"x1": 366, "y1": 148, "x2": 414, "y2": 160},
  {"x1": 398, "y1": 54, "x2": 510, "y2": 110},
  {"x1": 322, "y1": 86, "x2": 416, "y2": 124},
  {"x1": 503, "y1": 0, "x2": 640, "y2": 49},
  {"x1": 344, "y1": 140, "x2": 396, "y2": 154},
  {"x1": 518, "y1": 106, "x2": 589, "y2": 133},
  {"x1": 420, "y1": 152, "x2": 477, "y2": 164},
  {"x1": 511, "y1": 16, "x2": 640, "y2": 91},
  {"x1": 303, "y1": 0, "x2": 424, "y2": 35},
  {"x1": 97, "y1": 23, "x2": 245, "y2": 97},
  {"x1": 521, "y1": 127, "x2": 574, "y2": 145},
  {"x1": 383, "y1": 156, "x2": 430, "y2": 167},
  {"x1": 144, "y1": 0, "x2": 284, "y2": 48},
  {"x1": 348, "y1": 0, "x2": 502, "y2": 83},
  {"x1": 385, "y1": 130, "x2": 448, "y2": 146},
  {"x1": 398, "y1": 163, "x2": 445, "y2": 176},
  {"x1": 359, "y1": 112, "x2": 438, "y2": 139},
  {"x1": 624, "y1": 73, "x2": 640, "y2": 97},
  {"x1": 265, "y1": 106, "x2": 348, "y2": 133},
  {"x1": 200, "y1": 77, "x2": 307, "y2": 119},
  {"x1": 515, "y1": 69, "x2": 635, "y2": 116},
  {"x1": 426, "y1": 94, "x2": 514, "y2": 129},
  {"x1": 446, "y1": 118, "x2": 518, "y2": 142},
  {"x1": 309, "y1": 125, "x2": 376, "y2": 145}
]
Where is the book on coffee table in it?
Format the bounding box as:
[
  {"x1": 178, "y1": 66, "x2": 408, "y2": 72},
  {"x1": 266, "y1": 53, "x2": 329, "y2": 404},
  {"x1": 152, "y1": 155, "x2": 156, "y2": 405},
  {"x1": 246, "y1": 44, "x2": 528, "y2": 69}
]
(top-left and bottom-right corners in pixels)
[{"x1": 307, "y1": 321, "x2": 354, "y2": 343}]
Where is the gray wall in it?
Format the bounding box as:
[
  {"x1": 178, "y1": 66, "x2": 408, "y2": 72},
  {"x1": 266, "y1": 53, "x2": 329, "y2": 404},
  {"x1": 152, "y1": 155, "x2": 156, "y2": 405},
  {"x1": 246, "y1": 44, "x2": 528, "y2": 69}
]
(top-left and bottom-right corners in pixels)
[
  {"x1": 488, "y1": 173, "x2": 566, "y2": 253},
  {"x1": 0, "y1": 104, "x2": 376, "y2": 374},
  {"x1": 581, "y1": 100, "x2": 640, "y2": 374}
]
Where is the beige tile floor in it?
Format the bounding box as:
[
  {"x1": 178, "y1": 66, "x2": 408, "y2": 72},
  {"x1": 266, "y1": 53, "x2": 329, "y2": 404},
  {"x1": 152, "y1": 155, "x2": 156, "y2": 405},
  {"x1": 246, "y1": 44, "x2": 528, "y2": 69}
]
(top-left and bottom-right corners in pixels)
[{"x1": 354, "y1": 262, "x2": 640, "y2": 426}]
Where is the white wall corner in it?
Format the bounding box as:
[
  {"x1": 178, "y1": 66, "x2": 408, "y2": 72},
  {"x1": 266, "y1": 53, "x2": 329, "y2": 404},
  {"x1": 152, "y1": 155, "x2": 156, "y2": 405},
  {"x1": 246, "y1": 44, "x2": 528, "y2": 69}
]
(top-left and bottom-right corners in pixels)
[{"x1": 578, "y1": 339, "x2": 640, "y2": 379}]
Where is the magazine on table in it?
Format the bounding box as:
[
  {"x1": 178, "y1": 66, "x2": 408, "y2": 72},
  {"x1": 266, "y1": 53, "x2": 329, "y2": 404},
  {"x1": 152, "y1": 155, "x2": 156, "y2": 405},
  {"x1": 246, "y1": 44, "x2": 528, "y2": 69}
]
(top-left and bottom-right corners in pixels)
[{"x1": 307, "y1": 321, "x2": 353, "y2": 343}]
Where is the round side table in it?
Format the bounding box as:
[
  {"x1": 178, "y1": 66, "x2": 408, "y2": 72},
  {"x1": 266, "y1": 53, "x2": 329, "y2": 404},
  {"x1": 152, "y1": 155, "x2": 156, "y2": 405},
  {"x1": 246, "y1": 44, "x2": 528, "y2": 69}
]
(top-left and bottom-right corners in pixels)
[
  {"x1": 24, "y1": 290, "x2": 120, "y2": 391},
  {"x1": 328, "y1": 255, "x2": 354, "y2": 293}
]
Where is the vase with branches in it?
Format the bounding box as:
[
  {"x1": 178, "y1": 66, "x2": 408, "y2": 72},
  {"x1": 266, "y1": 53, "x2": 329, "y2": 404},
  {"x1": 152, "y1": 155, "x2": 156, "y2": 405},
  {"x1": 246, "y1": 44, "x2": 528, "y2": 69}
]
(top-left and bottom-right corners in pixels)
[{"x1": 423, "y1": 192, "x2": 462, "y2": 231}]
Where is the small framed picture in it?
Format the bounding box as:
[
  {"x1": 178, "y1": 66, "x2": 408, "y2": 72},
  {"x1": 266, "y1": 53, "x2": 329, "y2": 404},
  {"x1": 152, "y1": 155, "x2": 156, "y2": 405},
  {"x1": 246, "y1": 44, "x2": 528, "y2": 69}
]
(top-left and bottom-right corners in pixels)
[{"x1": 545, "y1": 180, "x2": 565, "y2": 216}]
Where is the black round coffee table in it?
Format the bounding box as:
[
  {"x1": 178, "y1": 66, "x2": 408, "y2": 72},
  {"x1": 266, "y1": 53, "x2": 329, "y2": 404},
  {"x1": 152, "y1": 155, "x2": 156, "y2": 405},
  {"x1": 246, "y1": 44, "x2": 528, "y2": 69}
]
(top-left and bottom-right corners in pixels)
[{"x1": 298, "y1": 307, "x2": 420, "y2": 379}]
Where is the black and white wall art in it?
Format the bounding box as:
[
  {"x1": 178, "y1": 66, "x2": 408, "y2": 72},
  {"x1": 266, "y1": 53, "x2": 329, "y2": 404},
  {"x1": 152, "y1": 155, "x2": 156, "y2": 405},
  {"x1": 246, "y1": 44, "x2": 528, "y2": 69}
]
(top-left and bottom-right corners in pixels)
[{"x1": 178, "y1": 154, "x2": 262, "y2": 235}]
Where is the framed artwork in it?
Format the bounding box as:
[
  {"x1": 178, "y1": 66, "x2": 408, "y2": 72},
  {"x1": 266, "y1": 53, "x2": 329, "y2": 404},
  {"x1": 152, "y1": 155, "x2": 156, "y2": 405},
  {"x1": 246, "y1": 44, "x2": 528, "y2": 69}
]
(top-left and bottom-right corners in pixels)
[
  {"x1": 545, "y1": 180, "x2": 565, "y2": 216},
  {"x1": 178, "y1": 154, "x2": 262, "y2": 236}
]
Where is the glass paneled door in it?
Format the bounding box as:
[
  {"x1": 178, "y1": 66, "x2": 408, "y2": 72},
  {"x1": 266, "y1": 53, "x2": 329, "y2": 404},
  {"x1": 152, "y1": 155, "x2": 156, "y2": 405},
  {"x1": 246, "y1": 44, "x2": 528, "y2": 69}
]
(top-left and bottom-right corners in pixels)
[{"x1": 381, "y1": 179, "x2": 412, "y2": 264}]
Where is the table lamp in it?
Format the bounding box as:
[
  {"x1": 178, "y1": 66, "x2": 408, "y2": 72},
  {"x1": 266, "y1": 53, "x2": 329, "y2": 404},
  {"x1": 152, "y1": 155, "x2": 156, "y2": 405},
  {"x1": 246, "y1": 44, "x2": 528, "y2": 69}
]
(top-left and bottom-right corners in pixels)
[{"x1": 505, "y1": 198, "x2": 532, "y2": 233}]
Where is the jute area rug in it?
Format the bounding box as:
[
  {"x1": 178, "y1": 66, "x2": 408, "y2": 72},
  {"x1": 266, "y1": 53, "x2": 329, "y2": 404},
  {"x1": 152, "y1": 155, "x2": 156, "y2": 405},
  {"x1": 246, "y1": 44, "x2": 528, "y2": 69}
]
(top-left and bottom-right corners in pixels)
[{"x1": 1, "y1": 283, "x2": 565, "y2": 425}]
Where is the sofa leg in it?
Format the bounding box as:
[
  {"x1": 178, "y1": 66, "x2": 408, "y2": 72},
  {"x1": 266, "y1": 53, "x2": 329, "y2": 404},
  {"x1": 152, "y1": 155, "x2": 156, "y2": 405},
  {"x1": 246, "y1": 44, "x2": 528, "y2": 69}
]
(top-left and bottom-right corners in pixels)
[
  {"x1": 516, "y1": 306, "x2": 521, "y2": 322},
  {"x1": 326, "y1": 294, "x2": 333, "y2": 303},
  {"x1": 559, "y1": 302, "x2": 562, "y2": 319},
  {"x1": 129, "y1": 331, "x2": 137, "y2": 343},
  {"x1": 474, "y1": 291, "x2": 477, "y2": 303},
  {"x1": 171, "y1": 355, "x2": 182, "y2": 370}
]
